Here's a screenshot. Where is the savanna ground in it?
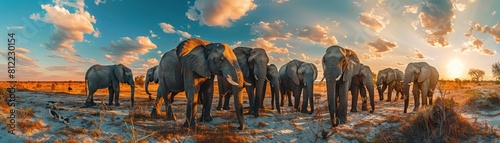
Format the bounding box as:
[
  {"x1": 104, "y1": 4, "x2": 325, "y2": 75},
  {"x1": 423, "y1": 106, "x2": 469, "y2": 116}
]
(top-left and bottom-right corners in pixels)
[{"x1": 0, "y1": 80, "x2": 499, "y2": 142}]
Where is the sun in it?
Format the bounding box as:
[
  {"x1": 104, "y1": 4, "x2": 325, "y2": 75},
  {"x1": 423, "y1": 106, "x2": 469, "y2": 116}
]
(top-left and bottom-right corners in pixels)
[{"x1": 447, "y1": 59, "x2": 464, "y2": 79}]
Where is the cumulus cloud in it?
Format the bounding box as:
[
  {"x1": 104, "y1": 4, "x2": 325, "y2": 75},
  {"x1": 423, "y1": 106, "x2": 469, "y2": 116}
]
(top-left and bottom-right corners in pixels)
[
  {"x1": 47, "y1": 50, "x2": 89, "y2": 63},
  {"x1": 176, "y1": 30, "x2": 191, "y2": 38},
  {"x1": 285, "y1": 43, "x2": 294, "y2": 48},
  {"x1": 273, "y1": 0, "x2": 289, "y2": 3},
  {"x1": 300, "y1": 53, "x2": 309, "y2": 60},
  {"x1": 358, "y1": 10, "x2": 389, "y2": 33},
  {"x1": 95, "y1": 0, "x2": 105, "y2": 5},
  {"x1": 404, "y1": 5, "x2": 419, "y2": 14},
  {"x1": 159, "y1": 22, "x2": 175, "y2": 33},
  {"x1": 457, "y1": 36, "x2": 496, "y2": 56},
  {"x1": 150, "y1": 30, "x2": 157, "y2": 38},
  {"x1": 471, "y1": 23, "x2": 500, "y2": 42},
  {"x1": 297, "y1": 25, "x2": 338, "y2": 46},
  {"x1": 0, "y1": 48, "x2": 38, "y2": 67},
  {"x1": 31, "y1": 0, "x2": 97, "y2": 53},
  {"x1": 366, "y1": 37, "x2": 398, "y2": 53},
  {"x1": 230, "y1": 41, "x2": 242, "y2": 48},
  {"x1": 45, "y1": 65, "x2": 82, "y2": 71},
  {"x1": 186, "y1": 0, "x2": 257, "y2": 27},
  {"x1": 407, "y1": 49, "x2": 431, "y2": 60},
  {"x1": 246, "y1": 38, "x2": 289, "y2": 53},
  {"x1": 492, "y1": 11, "x2": 496, "y2": 16},
  {"x1": 157, "y1": 50, "x2": 162, "y2": 55},
  {"x1": 418, "y1": 0, "x2": 455, "y2": 47},
  {"x1": 361, "y1": 53, "x2": 382, "y2": 60},
  {"x1": 454, "y1": 3, "x2": 466, "y2": 12},
  {"x1": 250, "y1": 20, "x2": 292, "y2": 41},
  {"x1": 7, "y1": 26, "x2": 24, "y2": 29},
  {"x1": 101, "y1": 36, "x2": 157, "y2": 65},
  {"x1": 141, "y1": 58, "x2": 159, "y2": 68}
]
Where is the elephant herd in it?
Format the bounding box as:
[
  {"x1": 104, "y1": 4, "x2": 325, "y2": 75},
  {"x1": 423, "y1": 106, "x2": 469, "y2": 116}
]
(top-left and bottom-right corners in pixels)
[{"x1": 83, "y1": 38, "x2": 440, "y2": 130}]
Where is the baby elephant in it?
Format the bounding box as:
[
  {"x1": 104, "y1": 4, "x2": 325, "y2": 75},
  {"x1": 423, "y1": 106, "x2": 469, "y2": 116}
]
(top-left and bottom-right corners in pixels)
[{"x1": 279, "y1": 60, "x2": 318, "y2": 114}]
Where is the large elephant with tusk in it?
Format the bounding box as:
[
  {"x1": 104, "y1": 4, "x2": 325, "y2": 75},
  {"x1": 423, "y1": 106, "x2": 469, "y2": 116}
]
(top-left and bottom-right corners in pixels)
[
  {"x1": 322, "y1": 45, "x2": 361, "y2": 127},
  {"x1": 376, "y1": 68, "x2": 404, "y2": 102},
  {"x1": 84, "y1": 64, "x2": 136, "y2": 107},
  {"x1": 151, "y1": 38, "x2": 248, "y2": 130}
]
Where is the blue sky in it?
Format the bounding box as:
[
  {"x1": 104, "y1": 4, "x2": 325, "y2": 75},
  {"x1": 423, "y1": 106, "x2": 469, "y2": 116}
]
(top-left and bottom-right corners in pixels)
[{"x1": 1, "y1": 0, "x2": 499, "y2": 81}]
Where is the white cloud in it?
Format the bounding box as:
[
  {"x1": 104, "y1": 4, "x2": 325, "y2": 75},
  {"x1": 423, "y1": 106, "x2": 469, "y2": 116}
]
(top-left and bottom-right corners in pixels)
[
  {"x1": 101, "y1": 36, "x2": 157, "y2": 65},
  {"x1": 150, "y1": 30, "x2": 157, "y2": 38},
  {"x1": 454, "y1": 3, "x2": 466, "y2": 12},
  {"x1": 361, "y1": 53, "x2": 382, "y2": 60},
  {"x1": 297, "y1": 24, "x2": 338, "y2": 46},
  {"x1": 141, "y1": 58, "x2": 159, "y2": 68},
  {"x1": 186, "y1": 0, "x2": 257, "y2": 27},
  {"x1": 47, "y1": 50, "x2": 88, "y2": 63},
  {"x1": 273, "y1": 0, "x2": 289, "y2": 3},
  {"x1": 250, "y1": 20, "x2": 292, "y2": 41},
  {"x1": 285, "y1": 43, "x2": 294, "y2": 48},
  {"x1": 407, "y1": 49, "x2": 431, "y2": 60},
  {"x1": 230, "y1": 41, "x2": 242, "y2": 48},
  {"x1": 159, "y1": 22, "x2": 175, "y2": 33},
  {"x1": 492, "y1": 11, "x2": 497, "y2": 16},
  {"x1": 457, "y1": 36, "x2": 496, "y2": 56},
  {"x1": 418, "y1": 0, "x2": 455, "y2": 47},
  {"x1": 246, "y1": 38, "x2": 289, "y2": 53},
  {"x1": 93, "y1": 28, "x2": 100, "y2": 37},
  {"x1": 157, "y1": 50, "x2": 162, "y2": 55},
  {"x1": 176, "y1": 30, "x2": 191, "y2": 38},
  {"x1": 6, "y1": 26, "x2": 24, "y2": 29},
  {"x1": 95, "y1": 0, "x2": 106, "y2": 5},
  {"x1": 366, "y1": 37, "x2": 398, "y2": 53},
  {"x1": 472, "y1": 23, "x2": 500, "y2": 42},
  {"x1": 300, "y1": 53, "x2": 309, "y2": 60},
  {"x1": 404, "y1": 5, "x2": 419, "y2": 14},
  {"x1": 358, "y1": 10, "x2": 389, "y2": 33}
]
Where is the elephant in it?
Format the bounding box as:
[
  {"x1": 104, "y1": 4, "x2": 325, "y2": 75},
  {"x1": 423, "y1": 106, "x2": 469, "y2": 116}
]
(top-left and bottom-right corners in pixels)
[
  {"x1": 232, "y1": 47, "x2": 269, "y2": 117},
  {"x1": 151, "y1": 38, "x2": 248, "y2": 130},
  {"x1": 216, "y1": 64, "x2": 281, "y2": 114},
  {"x1": 349, "y1": 64, "x2": 375, "y2": 113},
  {"x1": 376, "y1": 68, "x2": 404, "y2": 102},
  {"x1": 279, "y1": 59, "x2": 318, "y2": 114},
  {"x1": 145, "y1": 65, "x2": 159, "y2": 100},
  {"x1": 322, "y1": 45, "x2": 361, "y2": 127},
  {"x1": 84, "y1": 64, "x2": 136, "y2": 107},
  {"x1": 403, "y1": 62, "x2": 439, "y2": 113}
]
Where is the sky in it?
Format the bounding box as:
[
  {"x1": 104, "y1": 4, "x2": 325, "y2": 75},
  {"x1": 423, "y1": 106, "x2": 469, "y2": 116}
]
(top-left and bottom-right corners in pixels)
[{"x1": 0, "y1": 0, "x2": 499, "y2": 81}]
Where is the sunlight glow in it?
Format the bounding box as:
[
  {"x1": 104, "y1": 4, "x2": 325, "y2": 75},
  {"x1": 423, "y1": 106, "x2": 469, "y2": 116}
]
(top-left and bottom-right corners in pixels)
[{"x1": 447, "y1": 59, "x2": 465, "y2": 79}]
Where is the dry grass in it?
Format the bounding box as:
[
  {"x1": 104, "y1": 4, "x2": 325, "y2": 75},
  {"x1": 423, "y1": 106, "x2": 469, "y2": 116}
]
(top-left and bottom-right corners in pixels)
[
  {"x1": 150, "y1": 122, "x2": 247, "y2": 143},
  {"x1": 17, "y1": 107, "x2": 36, "y2": 119},
  {"x1": 57, "y1": 126, "x2": 88, "y2": 136},
  {"x1": 465, "y1": 89, "x2": 500, "y2": 110},
  {"x1": 374, "y1": 102, "x2": 494, "y2": 143},
  {"x1": 19, "y1": 120, "x2": 43, "y2": 134},
  {"x1": 290, "y1": 120, "x2": 304, "y2": 131}
]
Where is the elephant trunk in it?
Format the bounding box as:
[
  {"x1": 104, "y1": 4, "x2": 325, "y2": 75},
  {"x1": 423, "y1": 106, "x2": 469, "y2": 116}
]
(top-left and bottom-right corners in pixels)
[
  {"x1": 271, "y1": 80, "x2": 281, "y2": 114},
  {"x1": 129, "y1": 79, "x2": 135, "y2": 107},
  {"x1": 145, "y1": 75, "x2": 152, "y2": 96},
  {"x1": 231, "y1": 84, "x2": 245, "y2": 130},
  {"x1": 303, "y1": 77, "x2": 315, "y2": 114},
  {"x1": 253, "y1": 62, "x2": 267, "y2": 116},
  {"x1": 403, "y1": 74, "x2": 413, "y2": 113},
  {"x1": 326, "y1": 75, "x2": 339, "y2": 127}
]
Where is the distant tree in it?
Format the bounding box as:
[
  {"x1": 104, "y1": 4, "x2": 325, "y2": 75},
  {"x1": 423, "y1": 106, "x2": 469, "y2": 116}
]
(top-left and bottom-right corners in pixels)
[
  {"x1": 454, "y1": 78, "x2": 461, "y2": 86},
  {"x1": 468, "y1": 69, "x2": 485, "y2": 83},
  {"x1": 135, "y1": 75, "x2": 146, "y2": 87},
  {"x1": 492, "y1": 61, "x2": 500, "y2": 81}
]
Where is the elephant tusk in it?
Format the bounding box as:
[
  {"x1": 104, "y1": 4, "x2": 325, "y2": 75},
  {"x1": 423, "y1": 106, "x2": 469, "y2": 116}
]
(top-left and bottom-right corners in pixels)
[
  {"x1": 265, "y1": 77, "x2": 270, "y2": 82},
  {"x1": 226, "y1": 74, "x2": 240, "y2": 86},
  {"x1": 131, "y1": 85, "x2": 136, "y2": 88},
  {"x1": 320, "y1": 77, "x2": 325, "y2": 83},
  {"x1": 335, "y1": 73, "x2": 342, "y2": 81},
  {"x1": 378, "y1": 85, "x2": 382, "y2": 88},
  {"x1": 244, "y1": 81, "x2": 252, "y2": 86},
  {"x1": 255, "y1": 75, "x2": 258, "y2": 81}
]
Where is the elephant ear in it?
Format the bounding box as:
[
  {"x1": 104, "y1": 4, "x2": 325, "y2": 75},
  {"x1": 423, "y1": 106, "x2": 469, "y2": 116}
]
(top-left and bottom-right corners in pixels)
[
  {"x1": 387, "y1": 69, "x2": 396, "y2": 82},
  {"x1": 286, "y1": 61, "x2": 300, "y2": 85},
  {"x1": 233, "y1": 47, "x2": 252, "y2": 78},
  {"x1": 343, "y1": 49, "x2": 361, "y2": 82},
  {"x1": 418, "y1": 63, "x2": 431, "y2": 83},
  {"x1": 311, "y1": 63, "x2": 318, "y2": 81},
  {"x1": 176, "y1": 38, "x2": 212, "y2": 77},
  {"x1": 362, "y1": 65, "x2": 374, "y2": 84},
  {"x1": 114, "y1": 64, "x2": 126, "y2": 83}
]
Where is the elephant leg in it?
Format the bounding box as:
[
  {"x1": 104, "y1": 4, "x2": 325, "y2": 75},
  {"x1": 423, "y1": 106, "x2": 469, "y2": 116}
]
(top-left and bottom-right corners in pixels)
[
  {"x1": 108, "y1": 86, "x2": 114, "y2": 105},
  {"x1": 280, "y1": 88, "x2": 285, "y2": 107},
  {"x1": 338, "y1": 82, "x2": 350, "y2": 124},
  {"x1": 114, "y1": 86, "x2": 120, "y2": 106},
  {"x1": 387, "y1": 83, "x2": 394, "y2": 102},
  {"x1": 359, "y1": 85, "x2": 368, "y2": 111},
  {"x1": 199, "y1": 79, "x2": 214, "y2": 122},
  {"x1": 380, "y1": 84, "x2": 388, "y2": 101},
  {"x1": 421, "y1": 80, "x2": 430, "y2": 106},
  {"x1": 287, "y1": 91, "x2": 293, "y2": 106},
  {"x1": 216, "y1": 93, "x2": 225, "y2": 110},
  {"x1": 84, "y1": 84, "x2": 98, "y2": 107},
  {"x1": 223, "y1": 93, "x2": 231, "y2": 110},
  {"x1": 301, "y1": 86, "x2": 309, "y2": 114},
  {"x1": 271, "y1": 85, "x2": 275, "y2": 110},
  {"x1": 165, "y1": 92, "x2": 178, "y2": 121},
  {"x1": 184, "y1": 88, "x2": 199, "y2": 128},
  {"x1": 394, "y1": 89, "x2": 400, "y2": 101},
  {"x1": 253, "y1": 79, "x2": 266, "y2": 117},
  {"x1": 350, "y1": 85, "x2": 359, "y2": 112},
  {"x1": 246, "y1": 85, "x2": 256, "y2": 115},
  {"x1": 292, "y1": 87, "x2": 302, "y2": 111},
  {"x1": 151, "y1": 88, "x2": 165, "y2": 118},
  {"x1": 273, "y1": 86, "x2": 281, "y2": 114},
  {"x1": 413, "y1": 83, "x2": 420, "y2": 111}
]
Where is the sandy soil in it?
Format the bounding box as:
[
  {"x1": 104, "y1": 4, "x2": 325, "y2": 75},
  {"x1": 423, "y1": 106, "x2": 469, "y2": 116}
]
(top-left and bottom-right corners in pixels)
[{"x1": 0, "y1": 81, "x2": 499, "y2": 142}]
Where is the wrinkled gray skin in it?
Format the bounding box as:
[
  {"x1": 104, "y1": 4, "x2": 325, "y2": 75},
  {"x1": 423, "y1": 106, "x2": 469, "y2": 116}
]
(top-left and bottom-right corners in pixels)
[
  {"x1": 349, "y1": 64, "x2": 375, "y2": 113},
  {"x1": 145, "y1": 65, "x2": 159, "y2": 100},
  {"x1": 84, "y1": 64, "x2": 136, "y2": 107},
  {"x1": 403, "y1": 62, "x2": 439, "y2": 113},
  {"x1": 376, "y1": 68, "x2": 404, "y2": 102},
  {"x1": 279, "y1": 60, "x2": 318, "y2": 114},
  {"x1": 217, "y1": 64, "x2": 281, "y2": 114},
  {"x1": 233, "y1": 47, "x2": 269, "y2": 117},
  {"x1": 151, "y1": 38, "x2": 247, "y2": 130},
  {"x1": 322, "y1": 45, "x2": 361, "y2": 127}
]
